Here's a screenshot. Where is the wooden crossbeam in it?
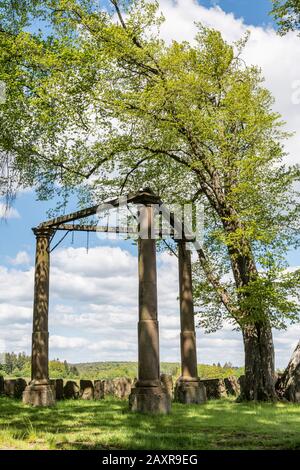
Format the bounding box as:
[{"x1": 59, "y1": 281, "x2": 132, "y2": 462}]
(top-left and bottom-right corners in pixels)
[
  {"x1": 54, "y1": 224, "x2": 137, "y2": 234},
  {"x1": 53, "y1": 223, "x2": 195, "y2": 240},
  {"x1": 38, "y1": 190, "x2": 160, "y2": 229},
  {"x1": 35, "y1": 189, "x2": 197, "y2": 243}
]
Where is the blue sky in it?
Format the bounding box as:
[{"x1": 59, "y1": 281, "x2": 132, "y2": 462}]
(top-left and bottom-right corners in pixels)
[
  {"x1": 201, "y1": 0, "x2": 275, "y2": 26},
  {"x1": 1, "y1": 0, "x2": 300, "y2": 368}
]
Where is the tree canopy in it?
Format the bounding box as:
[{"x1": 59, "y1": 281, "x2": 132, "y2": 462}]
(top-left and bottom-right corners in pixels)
[{"x1": 271, "y1": 0, "x2": 300, "y2": 33}]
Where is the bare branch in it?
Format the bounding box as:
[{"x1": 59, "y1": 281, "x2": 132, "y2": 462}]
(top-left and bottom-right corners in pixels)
[{"x1": 120, "y1": 155, "x2": 150, "y2": 193}]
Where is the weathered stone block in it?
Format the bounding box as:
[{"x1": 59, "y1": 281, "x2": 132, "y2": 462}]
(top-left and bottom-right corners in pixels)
[
  {"x1": 0, "y1": 375, "x2": 4, "y2": 395},
  {"x1": 98, "y1": 378, "x2": 133, "y2": 400},
  {"x1": 160, "y1": 374, "x2": 173, "y2": 400},
  {"x1": 80, "y1": 380, "x2": 94, "y2": 400},
  {"x1": 102, "y1": 379, "x2": 115, "y2": 396},
  {"x1": 55, "y1": 379, "x2": 64, "y2": 400},
  {"x1": 200, "y1": 379, "x2": 227, "y2": 399},
  {"x1": 23, "y1": 382, "x2": 55, "y2": 407},
  {"x1": 49, "y1": 379, "x2": 56, "y2": 399},
  {"x1": 94, "y1": 380, "x2": 104, "y2": 400},
  {"x1": 4, "y1": 379, "x2": 16, "y2": 397},
  {"x1": 175, "y1": 379, "x2": 207, "y2": 404},
  {"x1": 49, "y1": 379, "x2": 64, "y2": 400},
  {"x1": 112, "y1": 378, "x2": 133, "y2": 399},
  {"x1": 4, "y1": 378, "x2": 27, "y2": 399},
  {"x1": 63, "y1": 380, "x2": 80, "y2": 399},
  {"x1": 129, "y1": 386, "x2": 171, "y2": 414},
  {"x1": 224, "y1": 376, "x2": 240, "y2": 396}
]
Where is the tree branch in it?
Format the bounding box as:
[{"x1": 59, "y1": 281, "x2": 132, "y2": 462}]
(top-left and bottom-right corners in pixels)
[
  {"x1": 120, "y1": 155, "x2": 151, "y2": 193},
  {"x1": 196, "y1": 245, "x2": 240, "y2": 319}
]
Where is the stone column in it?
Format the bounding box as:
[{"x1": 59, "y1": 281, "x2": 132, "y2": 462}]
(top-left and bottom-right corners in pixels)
[
  {"x1": 23, "y1": 228, "x2": 55, "y2": 406},
  {"x1": 175, "y1": 240, "x2": 206, "y2": 404},
  {"x1": 129, "y1": 203, "x2": 171, "y2": 414}
]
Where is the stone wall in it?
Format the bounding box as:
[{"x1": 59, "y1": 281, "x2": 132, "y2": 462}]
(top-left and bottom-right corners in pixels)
[
  {"x1": 3, "y1": 378, "x2": 27, "y2": 399},
  {"x1": 224, "y1": 376, "x2": 240, "y2": 396},
  {"x1": 63, "y1": 380, "x2": 80, "y2": 399},
  {"x1": 50, "y1": 379, "x2": 64, "y2": 400},
  {"x1": 80, "y1": 380, "x2": 94, "y2": 400},
  {"x1": 161, "y1": 374, "x2": 174, "y2": 400},
  {"x1": 0, "y1": 375, "x2": 241, "y2": 401},
  {"x1": 61, "y1": 378, "x2": 134, "y2": 400},
  {"x1": 200, "y1": 376, "x2": 240, "y2": 400}
]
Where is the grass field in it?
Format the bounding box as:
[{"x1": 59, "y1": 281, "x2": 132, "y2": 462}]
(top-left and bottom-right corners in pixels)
[{"x1": 0, "y1": 397, "x2": 300, "y2": 450}]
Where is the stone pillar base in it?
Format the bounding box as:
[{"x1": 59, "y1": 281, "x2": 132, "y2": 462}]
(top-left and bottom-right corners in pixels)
[
  {"x1": 23, "y1": 382, "x2": 55, "y2": 407},
  {"x1": 129, "y1": 386, "x2": 171, "y2": 414},
  {"x1": 175, "y1": 378, "x2": 207, "y2": 404}
]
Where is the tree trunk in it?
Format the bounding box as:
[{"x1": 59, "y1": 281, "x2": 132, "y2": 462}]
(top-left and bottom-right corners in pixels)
[
  {"x1": 242, "y1": 323, "x2": 276, "y2": 401},
  {"x1": 196, "y1": 185, "x2": 277, "y2": 401},
  {"x1": 276, "y1": 341, "x2": 300, "y2": 402},
  {"x1": 224, "y1": 223, "x2": 277, "y2": 401}
]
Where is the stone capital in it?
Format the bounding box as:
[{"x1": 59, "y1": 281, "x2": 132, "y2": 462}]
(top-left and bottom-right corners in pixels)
[
  {"x1": 133, "y1": 189, "x2": 161, "y2": 206},
  {"x1": 32, "y1": 227, "x2": 53, "y2": 239}
]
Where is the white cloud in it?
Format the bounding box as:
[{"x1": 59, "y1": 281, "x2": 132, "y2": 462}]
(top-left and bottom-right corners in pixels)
[
  {"x1": 0, "y1": 243, "x2": 298, "y2": 368},
  {"x1": 0, "y1": 203, "x2": 20, "y2": 219},
  {"x1": 0, "y1": 304, "x2": 31, "y2": 322},
  {"x1": 9, "y1": 251, "x2": 31, "y2": 266},
  {"x1": 50, "y1": 246, "x2": 138, "y2": 305},
  {"x1": 50, "y1": 335, "x2": 89, "y2": 350},
  {"x1": 52, "y1": 246, "x2": 135, "y2": 278},
  {"x1": 0, "y1": 266, "x2": 33, "y2": 303}
]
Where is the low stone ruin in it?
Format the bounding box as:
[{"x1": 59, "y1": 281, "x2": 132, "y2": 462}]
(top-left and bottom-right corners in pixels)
[
  {"x1": 0, "y1": 374, "x2": 243, "y2": 401},
  {"x1": 276, "y1": 341, "x2": 300, "y2": 403},
  {"x1": 94, "y1": 380, "x2": 104, "y2": 400},
  {"x1": 63, "y1": 380, "x2": 80, "y2": 399},
  {"x1": 0, "y1": 375, "x2": 4, "y2": 395},
  {"x1": 80, "y1": 380, "x2": 94, "y2": 400},
  {"x1": 50, "y1": 379, "x2": 64, "y2": 400},
  {"x1": 224, "y1": 376, "x2": 241, "y2": 396},
  {"x1": 200, "y1": 379, "x2": 227, "y2": 399},
  {"x1": 161, "y1": 374, "x2": 174, "y2": 400},
  {"x1": 61, "y1": 377, "x2": 134, "y2": 400},
  {"x1": 112, "y1": 377, "x2": 133, "y2": 399},
  {"x1": 3, "y1": 378, "x2": 27, "y2": 399},
  {"x1": 200, "y1": 376, "x2": 240, "y2": 399}
]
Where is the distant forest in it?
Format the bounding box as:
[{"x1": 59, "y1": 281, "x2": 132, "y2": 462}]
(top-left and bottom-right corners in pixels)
[{"x1": 0, "y1": 353, "x2": 244, "y2": 380}]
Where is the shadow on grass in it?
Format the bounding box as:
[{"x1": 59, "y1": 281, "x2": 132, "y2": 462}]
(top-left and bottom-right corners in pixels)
[{"x1": 0, "y1": 397, "x2": 300, "y2": 450}]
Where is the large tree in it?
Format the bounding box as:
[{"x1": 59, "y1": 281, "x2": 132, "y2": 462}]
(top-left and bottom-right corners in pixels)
[
  {"x1": 0, "y1": 0, "x2": 53, "y2": 203},
  {"x1": 1, "y1": 0, "x2": 300, "y2": 400}
]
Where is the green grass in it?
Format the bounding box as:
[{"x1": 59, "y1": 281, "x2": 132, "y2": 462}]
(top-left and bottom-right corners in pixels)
[{"x1": 0, "y1": 397, "x2": 300, "y2": 450}]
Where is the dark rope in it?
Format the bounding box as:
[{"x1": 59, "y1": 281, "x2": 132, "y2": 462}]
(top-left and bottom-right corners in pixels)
[
  {"x1": 86, "y1": 230, "x2": 90, "y2": 254},
  {"x1": 163, "y1": 239, "x2": 178, "y2": 258},
  {"x1": 50, "y1": 231, "x2": 70, "y2": 253}
]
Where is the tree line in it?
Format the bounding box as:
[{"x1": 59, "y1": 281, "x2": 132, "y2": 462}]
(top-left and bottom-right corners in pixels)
[
  {"x1": 0, "y1": 352, "x2": 79, "y2": 378},
  {"x1": 0, "y1": 354, "x2": 243, "y2": 381}
]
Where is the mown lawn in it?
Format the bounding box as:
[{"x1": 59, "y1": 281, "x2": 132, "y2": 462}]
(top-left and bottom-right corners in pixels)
[{"x1": 0, "y1": 397, "x2": 300, "y2": 450}]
